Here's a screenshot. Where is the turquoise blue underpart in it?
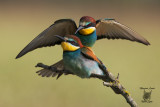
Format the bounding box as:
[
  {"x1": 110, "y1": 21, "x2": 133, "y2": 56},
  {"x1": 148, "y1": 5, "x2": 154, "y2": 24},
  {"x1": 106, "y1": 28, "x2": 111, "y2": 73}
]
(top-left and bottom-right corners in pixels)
[
  {"x1": 63, "y1": 49, "x2": 104, "y2": 78},
  {"x1": 75, "y1": 30, "x2": 97, "y2": 47}
]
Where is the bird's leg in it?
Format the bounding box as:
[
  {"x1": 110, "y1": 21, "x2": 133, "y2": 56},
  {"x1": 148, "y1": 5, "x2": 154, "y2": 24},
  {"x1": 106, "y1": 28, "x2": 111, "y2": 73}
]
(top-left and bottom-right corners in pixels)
[{"x1": 90, "y1": 73, "x2": 107, "y2": 81}]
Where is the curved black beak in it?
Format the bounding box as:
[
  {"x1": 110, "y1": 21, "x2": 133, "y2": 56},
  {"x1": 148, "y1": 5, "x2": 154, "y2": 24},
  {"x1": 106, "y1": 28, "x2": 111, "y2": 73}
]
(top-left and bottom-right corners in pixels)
[
  {"x1": 75, "y1": 26, "x2": 85, "y2": 34},
  {"x1": 54, "y1": 35, "x2": 66, "y2": 42}
]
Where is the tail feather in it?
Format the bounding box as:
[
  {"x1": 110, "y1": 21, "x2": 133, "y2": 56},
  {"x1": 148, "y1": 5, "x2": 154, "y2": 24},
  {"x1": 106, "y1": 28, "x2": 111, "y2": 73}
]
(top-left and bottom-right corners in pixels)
[{"x1": 36, "y1": 60, "x2": 64, "y2": 79}]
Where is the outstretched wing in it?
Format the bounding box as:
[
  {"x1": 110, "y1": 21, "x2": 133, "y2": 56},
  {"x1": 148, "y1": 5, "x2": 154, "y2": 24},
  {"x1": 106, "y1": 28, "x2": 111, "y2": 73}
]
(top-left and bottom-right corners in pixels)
[
  {"x1": 96, "y1": 18, "x2": 150, "y2": 45},
  {"x1": 36, "y1": 60, "x2": 73, "y2": 79},
  {"x1": 16, "y1": 19, "x2": 77, "y2": 58}
]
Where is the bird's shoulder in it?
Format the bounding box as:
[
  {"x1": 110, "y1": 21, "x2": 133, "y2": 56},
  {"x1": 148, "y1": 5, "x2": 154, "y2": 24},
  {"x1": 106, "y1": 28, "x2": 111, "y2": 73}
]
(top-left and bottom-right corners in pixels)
[{"x1": 81, "y1": 47, "x2": 101, "y2": 64}]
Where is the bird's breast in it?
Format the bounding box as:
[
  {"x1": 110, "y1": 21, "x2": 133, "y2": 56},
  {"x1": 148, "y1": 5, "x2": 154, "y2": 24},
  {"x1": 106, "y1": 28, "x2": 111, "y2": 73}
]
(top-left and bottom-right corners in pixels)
[{"x1": 76, "y1": 30, "x2": 97, "y2": 47}]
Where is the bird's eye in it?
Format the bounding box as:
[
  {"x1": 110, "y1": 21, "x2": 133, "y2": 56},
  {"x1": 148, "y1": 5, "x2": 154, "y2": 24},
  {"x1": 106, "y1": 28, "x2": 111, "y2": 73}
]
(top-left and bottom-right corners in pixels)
[
  {"x1": 67, "y1": 40, "x2": 79, "y2": 46},
  {"x1": 86, "y1": 23, "x2": 92, "y2": 27}
]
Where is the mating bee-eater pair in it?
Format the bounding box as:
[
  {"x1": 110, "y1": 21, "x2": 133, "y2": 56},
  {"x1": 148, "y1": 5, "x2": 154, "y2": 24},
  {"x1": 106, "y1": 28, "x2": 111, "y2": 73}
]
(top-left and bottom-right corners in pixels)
[{"x1": 16, "y1": 16, "x2": 150, "y2": 80}]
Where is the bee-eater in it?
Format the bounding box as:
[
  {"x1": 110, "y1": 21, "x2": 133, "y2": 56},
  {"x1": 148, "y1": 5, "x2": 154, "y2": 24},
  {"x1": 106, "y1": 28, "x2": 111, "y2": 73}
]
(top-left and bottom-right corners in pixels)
[
  {"x1": 33, "y1": 35, "x2": 137, "y2": 106},
  {"x1": 36, "y1": 35, "x2": 108, "y2": 80},
  {"x1": 15, "y1": 16, "x2": 143, "y2": 106},
  {"x1": 16, "y1": 16, "x2": 150, "y2": 59}
]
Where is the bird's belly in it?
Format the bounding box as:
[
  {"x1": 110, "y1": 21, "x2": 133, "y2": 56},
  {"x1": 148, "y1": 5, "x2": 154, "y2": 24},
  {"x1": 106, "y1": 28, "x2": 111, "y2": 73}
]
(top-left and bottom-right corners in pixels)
[{"x1": 63, "y1": 55, "x2": 104, "y2": 78}]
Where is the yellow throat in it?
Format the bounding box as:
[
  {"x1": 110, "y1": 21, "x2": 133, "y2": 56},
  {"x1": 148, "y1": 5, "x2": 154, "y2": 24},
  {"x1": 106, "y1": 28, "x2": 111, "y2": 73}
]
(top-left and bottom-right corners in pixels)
[
  {"x1": 61, "y1": 42, "x2": 80, "y2": 51},
  {"x1": 79, "y1": 27, "x2": 95, "y2": 35}
]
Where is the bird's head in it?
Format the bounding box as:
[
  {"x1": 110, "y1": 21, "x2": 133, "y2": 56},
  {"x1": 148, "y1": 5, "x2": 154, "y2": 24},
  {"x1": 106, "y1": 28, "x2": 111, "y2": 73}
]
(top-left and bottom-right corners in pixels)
[
  {"x1": 75, "y1": 16, "x2": 96, "y2": 35},
  {"x1": 54, "y1": 35, "x2": 83, "y2": 52}
]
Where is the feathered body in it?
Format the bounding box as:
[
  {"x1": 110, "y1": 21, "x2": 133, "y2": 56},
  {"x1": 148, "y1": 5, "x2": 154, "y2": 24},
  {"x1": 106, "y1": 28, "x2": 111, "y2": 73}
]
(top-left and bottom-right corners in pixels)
[
  {"x1": 63, "y1": 49, "x2": 104, "y2": 78},
  {"x1": 76, "y1": 31, "x2": 97, "y2": 47},
  {"x1": 75, "y1": 16, "x2": 97, "y2": 47}
]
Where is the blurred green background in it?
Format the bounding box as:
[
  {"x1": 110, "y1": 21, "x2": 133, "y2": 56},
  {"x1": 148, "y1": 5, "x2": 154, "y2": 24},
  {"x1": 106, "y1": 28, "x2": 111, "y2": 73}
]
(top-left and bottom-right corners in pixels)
[{"x1": 0, "y1": 0, "x2": 160, "y2": 107}]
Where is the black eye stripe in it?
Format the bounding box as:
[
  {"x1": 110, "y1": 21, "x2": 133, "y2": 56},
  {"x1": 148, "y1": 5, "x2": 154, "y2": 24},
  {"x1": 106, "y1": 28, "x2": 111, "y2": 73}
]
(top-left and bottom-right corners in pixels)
[
  {"x1": 67, "y1": 40, "x2": 79, "y2": 46},
  {"x1": 86, "y1": 23, "x2": 96, "y2": 27},
  {"x1": 87, "y1": 23, "x2": 92, "y2": 26}
]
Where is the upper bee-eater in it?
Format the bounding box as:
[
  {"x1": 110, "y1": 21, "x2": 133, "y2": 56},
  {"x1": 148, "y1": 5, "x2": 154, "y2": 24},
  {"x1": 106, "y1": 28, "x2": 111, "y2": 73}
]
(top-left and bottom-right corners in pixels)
[{"x1": 16, "y1": 16, "x2": 150, "y2": 59}]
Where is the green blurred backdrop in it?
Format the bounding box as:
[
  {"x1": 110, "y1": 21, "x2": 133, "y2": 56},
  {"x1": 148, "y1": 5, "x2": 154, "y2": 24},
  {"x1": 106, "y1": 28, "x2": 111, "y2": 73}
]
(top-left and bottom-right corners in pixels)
[{"x1": 0, "y1": 0, "x2": 160, "y2": 107}]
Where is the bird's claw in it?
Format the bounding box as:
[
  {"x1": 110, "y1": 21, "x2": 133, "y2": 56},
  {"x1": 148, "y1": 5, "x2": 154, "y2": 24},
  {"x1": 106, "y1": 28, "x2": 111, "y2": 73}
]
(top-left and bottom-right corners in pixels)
[
  {"x1": 110, "y1": 79, "x2": 120, "y2": 87},
  {"x1": 103, "y1": 73, "x2": 120, "y2": 87},
  {"x1": 116, "y1": 73, "x2": 119, "y2": 80},
  {"x1": 111, "y1": 73, "x2": 120, "y2": 87}
]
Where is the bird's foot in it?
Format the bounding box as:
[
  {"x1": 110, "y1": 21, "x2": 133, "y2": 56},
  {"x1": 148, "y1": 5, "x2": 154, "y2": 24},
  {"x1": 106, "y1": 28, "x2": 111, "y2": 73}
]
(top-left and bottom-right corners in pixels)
[
  {"x1": 103, "y1": 73, "x2": 130, "y2": 96},
  {"x1": 103, "y1": 73, "x2": 120, "y2": 87}
]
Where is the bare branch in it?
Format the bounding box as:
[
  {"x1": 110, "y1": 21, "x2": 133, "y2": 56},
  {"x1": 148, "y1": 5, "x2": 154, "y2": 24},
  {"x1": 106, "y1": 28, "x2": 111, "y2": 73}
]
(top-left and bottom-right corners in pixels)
[
  {"x1": 103, "y1": 71, "x2": 138, "y2": 107},
  {"x1": 36, "y1": 63, "x2": 138, "y2": 107}
]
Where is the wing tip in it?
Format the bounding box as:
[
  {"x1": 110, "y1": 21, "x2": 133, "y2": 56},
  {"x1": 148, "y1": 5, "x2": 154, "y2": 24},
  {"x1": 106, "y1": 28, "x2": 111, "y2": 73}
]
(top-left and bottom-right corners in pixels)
[
  {"x1": 15, "y1": 47, "x2": 32, "y2": 59},
  {"x1": 146, "y1": 42, "x2": 151, "y2": 46},
  {"x1": 15, "y1": 53, "x2": 23, "y2": 59},
  {"x1": 15, "y1": 55, "x2": 20, "y2": 59},
  {"x1": 142, "y1": 39, "x2": 150, "y2": 46}
]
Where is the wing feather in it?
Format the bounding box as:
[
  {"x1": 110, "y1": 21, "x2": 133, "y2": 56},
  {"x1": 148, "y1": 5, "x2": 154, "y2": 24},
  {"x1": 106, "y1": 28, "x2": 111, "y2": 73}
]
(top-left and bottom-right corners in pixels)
[
  {"x1": 16, "y1": 19, "x2": 77, "y2": 58},
  {"x1": 96, "y1": 18, "x2": 150, "y2": 45},
  {"x1": 81, "y1": 47, "x2": 102, "y2": 64},
  {"x1": 36, "y1": 60, "x2": 70, "y2": 78}
]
